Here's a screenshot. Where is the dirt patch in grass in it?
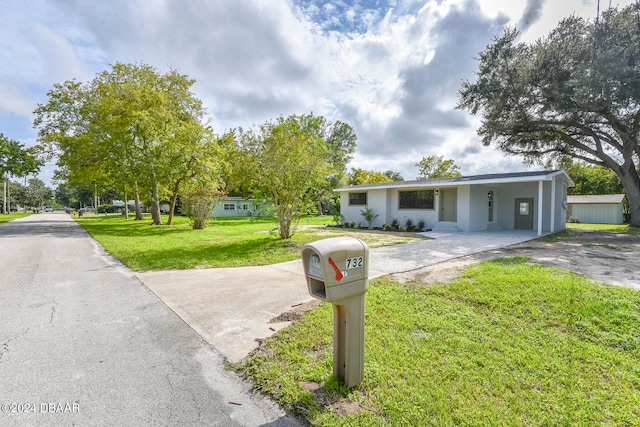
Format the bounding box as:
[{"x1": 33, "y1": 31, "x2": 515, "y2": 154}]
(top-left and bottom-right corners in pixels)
[
  {"x1": 269, "y1": 300, "x2": 321, "y2": 323},
  {"x1": 396, "y1": 228, "x2": 640, "y2": 290},
  {"x1": 299, "y1": 382, "x2": 370, "y2": 417},
  {"x1": 299, "y1": 225, "x2": 427, "y2": 248}
]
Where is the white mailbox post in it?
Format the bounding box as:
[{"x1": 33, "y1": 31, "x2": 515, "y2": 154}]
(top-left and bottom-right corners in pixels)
[{"x1": 301, "y1": 236, "x2": 369, "y2": 387}]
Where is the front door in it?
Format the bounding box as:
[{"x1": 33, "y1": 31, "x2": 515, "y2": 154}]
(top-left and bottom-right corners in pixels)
[
  {"x1": 439, "y1": 188, "x2": 457, "y2": 222},
  {"x1": 514, "y1": 198, "x2": 534, "y2": 229}
]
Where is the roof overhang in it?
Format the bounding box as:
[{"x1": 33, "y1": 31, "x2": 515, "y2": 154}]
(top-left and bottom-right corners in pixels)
[{"x1": 335, "y1": 170, "x2": 575, "y2": 192}]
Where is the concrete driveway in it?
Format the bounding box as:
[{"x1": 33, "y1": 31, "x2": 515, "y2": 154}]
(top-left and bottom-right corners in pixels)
[{"x1": 137, "y1": 230, "x2": 541, "y2": 363}]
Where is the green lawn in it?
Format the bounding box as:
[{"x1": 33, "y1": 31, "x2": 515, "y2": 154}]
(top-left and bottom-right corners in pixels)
[
  {"x1": 234, "y1": 257, "x2": 640, "y2": 426},
  {"x1": 75, "y1": 213, "x2": 419, "y2": 271},
  {"x1": 567, "y1": 222, "x2": 640, "y2": 235},
  {"x1": 0, "y1": 212, "x2": 32, "y2": 223}
]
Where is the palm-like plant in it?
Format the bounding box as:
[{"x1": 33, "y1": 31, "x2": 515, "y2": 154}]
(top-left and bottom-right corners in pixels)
[{"x1": 360, "y1": 207, "x2": 379, "y2": 229}]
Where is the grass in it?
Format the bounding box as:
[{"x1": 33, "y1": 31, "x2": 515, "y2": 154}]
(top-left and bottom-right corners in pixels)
[
  {"x1": 0, "y1": 212, "x2": 32, "y2": 223},
  {"x1": 567, "y1": 222, "x2": 640, "y2": 236},
  {"x1": 234, "y1": 257, "x2": 640, "y2": 426},
  {"x1": 75, "y1": 213, "x2": 420, "y2": 271}
]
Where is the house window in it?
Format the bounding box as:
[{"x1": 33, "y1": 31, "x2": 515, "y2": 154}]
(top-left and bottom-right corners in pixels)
[
  {"x1": 242, "y1": 204, "x2": 250, "y2": 210},
  {"x1": 399, "y1": 190, "x2": 434, "y2": 209},
  {"x1": 349, "y1": 192, "x2": 367, "y2": 205},
  {"x1": 223, "y1": 203, "x2": 236, "y2": 210}
]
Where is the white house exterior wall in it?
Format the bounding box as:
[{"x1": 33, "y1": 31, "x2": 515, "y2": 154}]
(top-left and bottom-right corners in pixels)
[
  {"x1": 388, "y1": 187, "x2": 439, "y2": 229},
  {"x1": 468, "y1": 185, "x2": 492, "y2": 231},
  {"x1": 495, "y1": 182, "x2": 539, "y2": 230},
  {"x1": 341, "y1": 189, "x2": 388, "y2": 227},
  {"x1": 552, "y1": 179, "x2": 569, "y2": 231},
  {"x1": 368, "y1": 189, "x2": 388, "y2": 228},
  {"x1": 340, "y1": 192, "x2": 360, "y2": 225}
]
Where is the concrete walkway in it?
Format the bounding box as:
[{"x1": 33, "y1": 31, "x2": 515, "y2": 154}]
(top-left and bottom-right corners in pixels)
[{"x1": 137, "y1": 230, "x2": 541, "y2": 363}]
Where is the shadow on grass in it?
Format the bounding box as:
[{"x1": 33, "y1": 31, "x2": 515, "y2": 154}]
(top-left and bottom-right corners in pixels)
[{"x1": 115, "y1": 236, "x2": 299, "y2": 271}]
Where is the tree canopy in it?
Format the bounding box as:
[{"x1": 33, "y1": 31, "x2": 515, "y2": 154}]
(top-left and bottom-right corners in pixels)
[
  {"x1": 458, "y1": 5, "x2": 640, "y2": 226},
  {"x1": 1, "y1": 133, "x2": 41, "y2": 214},
  {"x1": 34, "y1": 62, "x2": 224, "y2": 225},
  {"x1": 566, "y1": 162, "x2": 624, "y2": 196},
  {"x1": 416, "y1": 155, "x2": 462, "y2": 179},
  {"x1": 348, "y1": 168, "x2": 394, "y2": 185},
  {"x1": 232, "y1": 113, "x2": 333, "y2": 239}
]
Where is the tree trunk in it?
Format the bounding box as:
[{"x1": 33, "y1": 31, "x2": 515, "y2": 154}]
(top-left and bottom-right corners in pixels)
[
  {"x1": 150, "y1": 180, "x2": 162, "y2": 225},
  {"x1": 620, "y1": 170, "x2": 640, "y2": 227},
  {"x1": 166, "y1": 179, "x2": 181, "y2": 226},
  {"x1": 277, "y1": 202, "x2": 293, "y2": 239},
  {"x1": 167, "y1": 194, "x2": 178, "y2": 225},
  {"x1": 134, "y1": 181, "x2": 143, "y2": 221},
  {"x1": 122, "y1": 188, "x2": 129, "y2": 219},
  {"x1": 2, "y1": 176, "x2": 7, "y2": 214}
]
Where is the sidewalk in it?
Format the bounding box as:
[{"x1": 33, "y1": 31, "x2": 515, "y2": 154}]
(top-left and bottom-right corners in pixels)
[{"x1": 137, "y1": 230, "x2": 540, "y2": 362}]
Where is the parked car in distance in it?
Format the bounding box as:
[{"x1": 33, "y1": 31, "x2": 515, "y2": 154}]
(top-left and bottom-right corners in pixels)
[{"x1": 44, "y1": 206, "x2": 54, "y2": 212}]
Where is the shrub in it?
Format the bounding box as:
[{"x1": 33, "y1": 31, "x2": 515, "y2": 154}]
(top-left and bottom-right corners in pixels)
[
  {"x1": 182, "y1": 182, "x2": 225, "y2": 230},
  {"x1": 383, "y1": 224, "x2": 390, "y2": 230},
  {"x1": 97, "y1": 204, "x2": 119, "y2": 214},
  {"x1": 391, "y1": 218, "x2": 399, "y2": 229},
  {"x1": 417, "y1": 218, "x2": 427, "y2": 231},
  {"x1": 360, "y1": 207, "x2": 379, "y2": 229},
  {"x1": 405, "y1": 218, "x2": 415, "y2": 231},
  {"x1": 568, "y1": 216, "x2": 581, "y2": 223},
  {"x1": 330, "y1": 205, "x2": 344, "y2": 226}
]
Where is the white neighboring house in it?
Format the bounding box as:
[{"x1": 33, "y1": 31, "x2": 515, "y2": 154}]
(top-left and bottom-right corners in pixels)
[
  {"x1": 566, "y1": 194, "x2": 627, "y2": 224},
  {"x1": 210, "y1": 197, "x2": 274, "y2": 217},
  {"x1": 113, "y1": 200, "x2": 144, "y2": 208},
  {"x1": 335, "y1": 170, "x2": 574, "y2": 235}
]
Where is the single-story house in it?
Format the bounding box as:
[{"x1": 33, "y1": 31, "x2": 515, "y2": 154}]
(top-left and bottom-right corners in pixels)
[
  {"x1": 210, "y1": 197, "x2": 273, "y2": 217},
  {"x1": 566, "y1": 194, "x2": 627, "y2": 224},
  {"x1": 335, "y1": 170, "x2": 574, "y2": 235}
]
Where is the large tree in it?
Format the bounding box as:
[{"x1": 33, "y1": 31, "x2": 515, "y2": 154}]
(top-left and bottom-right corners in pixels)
[
  {"x1": 458, "y1": 5, "x2": 640, "y2": 226},
  {"x1": 416, "y1": 155, "x2": 462, "y2": 179},
  {"x1": 566, "y1": 162, "x2": 624, "y2": 196},
  {"x1": 34, "y1": 62, "x2": 223, "y2": 225},
  {"x1": 1, "y1": 133, "x2": 40, "y2": 213},
  {"x1": 348, "y1": 168, "x2": 394, "y2": 185},
  {"x1": 308, "y1": 117, "x2": 357, "y2": 215},
  {"x1": 24, "y1": 178, "x2": 52, "y2": 209},
  {"x1": 234, "y1": 114, "x2": 331, "y2": 239}
]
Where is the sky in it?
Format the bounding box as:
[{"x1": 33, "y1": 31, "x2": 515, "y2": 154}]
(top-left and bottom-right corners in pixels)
[{"x1": 1, "y1": 0, "x2": 636, "y2": 187}]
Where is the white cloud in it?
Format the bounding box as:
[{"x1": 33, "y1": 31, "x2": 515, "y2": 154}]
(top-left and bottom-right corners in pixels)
[{"x1": 2, "y1": 0, "x2": 637, "y2": 186}]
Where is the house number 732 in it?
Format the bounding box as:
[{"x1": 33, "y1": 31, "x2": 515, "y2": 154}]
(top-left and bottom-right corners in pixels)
[{"x1": 345, "y1": 257, "x2": 364, "y2": 269}]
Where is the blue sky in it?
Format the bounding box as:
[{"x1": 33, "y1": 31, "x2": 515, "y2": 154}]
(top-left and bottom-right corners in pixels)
[{"x1": 1, "y1": 0, "x2": 635, "y2": 186}]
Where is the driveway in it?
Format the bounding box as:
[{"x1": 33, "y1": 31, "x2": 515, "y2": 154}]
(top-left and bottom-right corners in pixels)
[
  {"x1": 0, "y1": 213, "x2": 301, "y2": 426},
  {"x1": 137, "y1": 230, "x2": 541, "y2": 363}
]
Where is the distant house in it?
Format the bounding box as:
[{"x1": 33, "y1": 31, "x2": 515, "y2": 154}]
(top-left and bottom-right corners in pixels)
[
  {"x1": 210, "y1": 197, "x2": 273, "y2": 217},
  {"x1": 566, "y1": 194, "x2": 627, "y2": 224},
  {"x1": 335, "y1": 170, "x2": 574, "y2": 235}
]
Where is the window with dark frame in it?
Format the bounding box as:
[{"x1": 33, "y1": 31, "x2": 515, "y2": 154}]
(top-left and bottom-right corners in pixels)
[
  {"x1": 223, "y1": 203, "x2": 236, "y2": 210},
  {"x1": 349, "y1": 192, "x2": 367, "y2": 205},
  {"x1": 399, "y1": 190, "x2": 434, "y2": 209}
]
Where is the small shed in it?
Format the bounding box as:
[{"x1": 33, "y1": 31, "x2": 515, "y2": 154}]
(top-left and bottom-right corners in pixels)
[{"x1": 566, "y1": 194, "x2": 627, "y2": 224}]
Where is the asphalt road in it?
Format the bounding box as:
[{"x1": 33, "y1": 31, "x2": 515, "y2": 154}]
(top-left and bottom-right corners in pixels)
[{"x1": 0, "y1": 213, "x2": 302, "y2": 426}]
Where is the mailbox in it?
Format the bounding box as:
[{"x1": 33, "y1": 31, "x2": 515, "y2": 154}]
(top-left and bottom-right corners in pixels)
[
  {"x1": 301, "y1": 236, "x2": 369, "y2": 387},
  {"x1": 301, "y1": 236, "x2": 369, "y2": 302}
]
